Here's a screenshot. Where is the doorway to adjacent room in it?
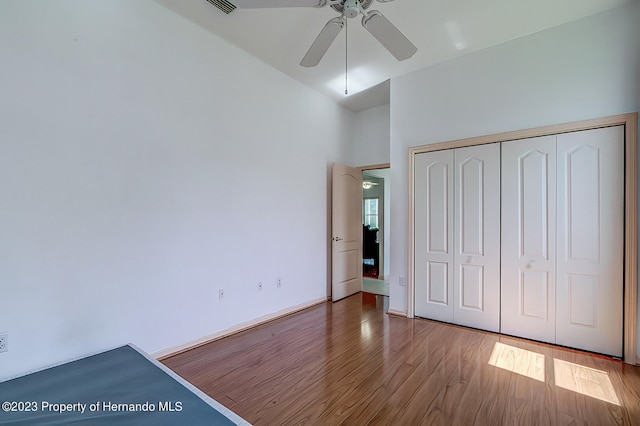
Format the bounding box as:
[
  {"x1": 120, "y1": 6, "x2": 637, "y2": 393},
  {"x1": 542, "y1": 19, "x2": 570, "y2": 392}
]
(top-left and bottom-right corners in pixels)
[{"x1": 362, "y1": 168, "x2": 390, "y2": 297}]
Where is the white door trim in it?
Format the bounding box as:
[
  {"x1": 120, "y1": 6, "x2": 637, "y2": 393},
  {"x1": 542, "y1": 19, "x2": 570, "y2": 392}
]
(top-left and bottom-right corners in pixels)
[{"x1": 407, "y1": 113, "x2": 638, "y2": 364}]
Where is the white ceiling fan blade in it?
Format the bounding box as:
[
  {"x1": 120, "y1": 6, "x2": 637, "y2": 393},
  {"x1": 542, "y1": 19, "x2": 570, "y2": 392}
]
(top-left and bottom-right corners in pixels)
[
  {"x1": 362, "y1": 10, "x2": 417, "y2": 61},
  {"x1": 233, "y1": 0, "x2": 325, "y2": 8},
  {"x1": 300, "y1": 17, "x2": 344, "y2": 67}
]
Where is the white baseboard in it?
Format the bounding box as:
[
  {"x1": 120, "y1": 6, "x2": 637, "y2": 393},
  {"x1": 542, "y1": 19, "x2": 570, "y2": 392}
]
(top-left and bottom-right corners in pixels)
[
  {"x1": 387, "y1": 308, "x2": 407, "y2": 317},
  {"x1": 154, "y1": 297, "x2": 327, "y2": 360}
]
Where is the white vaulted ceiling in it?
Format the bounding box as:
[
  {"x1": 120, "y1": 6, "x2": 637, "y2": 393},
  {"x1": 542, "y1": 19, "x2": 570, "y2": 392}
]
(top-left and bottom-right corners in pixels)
[{"x1": 154, "y1": 0, "x2": 632, "y2": 111}]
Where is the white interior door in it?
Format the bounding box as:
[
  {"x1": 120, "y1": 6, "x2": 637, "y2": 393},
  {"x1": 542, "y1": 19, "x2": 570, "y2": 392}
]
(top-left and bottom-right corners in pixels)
[
  {"x1": 555, "y1": 126, "x2": 624, "y2": 357},
  {"x1": 332, "y1": 163, "x2": 363, "y2": 301},
  {"x1": 501, "y1": 135, "x2": 557, "y2": 343},
  {"x1": 453, "y1": 144, "x2": 501, "y2": 332},
  {"x1": 415, "y1": 150, "x2": 454, "y2": 322}
]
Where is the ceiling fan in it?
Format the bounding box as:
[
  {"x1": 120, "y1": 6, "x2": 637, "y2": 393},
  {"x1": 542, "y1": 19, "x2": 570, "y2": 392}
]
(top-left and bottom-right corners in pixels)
[{"x1": 219, "y1": 0, "x2": 417, "y2": 67}]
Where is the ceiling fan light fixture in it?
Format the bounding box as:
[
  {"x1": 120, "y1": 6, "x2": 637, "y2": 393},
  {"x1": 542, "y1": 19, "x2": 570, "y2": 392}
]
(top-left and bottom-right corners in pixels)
[
  {"x1": 343, "y1": 0, "x2": 360, "y2": 18},
  {"x1": 331, "y1": 0, "x2": 373, "y2": 16}
]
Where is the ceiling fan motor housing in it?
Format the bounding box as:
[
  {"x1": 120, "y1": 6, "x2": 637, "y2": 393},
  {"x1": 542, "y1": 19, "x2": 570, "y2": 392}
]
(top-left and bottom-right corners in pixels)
[{"x1": 331, "y1": 0, "x2": 373, "y2": 18}]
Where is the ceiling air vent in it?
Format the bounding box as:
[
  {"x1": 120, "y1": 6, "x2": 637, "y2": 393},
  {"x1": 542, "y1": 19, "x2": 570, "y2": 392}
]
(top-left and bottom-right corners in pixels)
[{"x1": 205, "y1": 0, "x2": 236, "y2": 14}]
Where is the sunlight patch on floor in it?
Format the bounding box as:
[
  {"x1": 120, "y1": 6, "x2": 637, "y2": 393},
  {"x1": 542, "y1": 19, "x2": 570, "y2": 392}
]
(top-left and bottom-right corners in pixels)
[
  {"x1": 554, "y1": 358, "x2": 620, "y2": 406},
  {"x1": 488, "y1": 342, "x2": 546, "y2": 382},
  {"x1": 487, "y1": 342, "x2": 621, "y2": 406}
]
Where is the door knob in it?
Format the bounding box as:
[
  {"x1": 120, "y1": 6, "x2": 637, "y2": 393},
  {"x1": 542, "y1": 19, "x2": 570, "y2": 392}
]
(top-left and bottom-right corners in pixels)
[{"x1": 334, "y1": 237, "x2": 343, "y2": 242}]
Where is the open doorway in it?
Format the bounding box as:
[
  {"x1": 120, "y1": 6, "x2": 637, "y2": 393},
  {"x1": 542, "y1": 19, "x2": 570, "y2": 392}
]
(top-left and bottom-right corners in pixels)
[{"x1": 362, "y1": 168, "x2": 390, "y2": 297}]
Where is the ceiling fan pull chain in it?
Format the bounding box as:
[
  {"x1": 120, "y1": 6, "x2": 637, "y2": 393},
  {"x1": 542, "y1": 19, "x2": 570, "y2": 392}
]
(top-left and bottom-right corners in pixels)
[{"x1": 345, "y1": 16, "x2": 348, "y2": 95}]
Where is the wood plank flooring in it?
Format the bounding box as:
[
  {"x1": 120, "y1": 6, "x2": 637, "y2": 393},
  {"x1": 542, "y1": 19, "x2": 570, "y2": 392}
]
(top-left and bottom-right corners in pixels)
[{"x1": 162, "y1": 293, "x2": 640, "y2": 425}]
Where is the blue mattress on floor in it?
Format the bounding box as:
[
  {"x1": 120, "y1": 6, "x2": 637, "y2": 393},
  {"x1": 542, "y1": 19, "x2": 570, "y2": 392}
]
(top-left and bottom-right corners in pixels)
[{"x1": 0, "y1": 344, "x2": 250, "y2": 425}]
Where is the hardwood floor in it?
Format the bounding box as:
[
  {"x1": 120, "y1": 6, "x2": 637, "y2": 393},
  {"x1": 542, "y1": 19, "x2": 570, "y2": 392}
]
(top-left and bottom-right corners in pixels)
[{"x1": 162, "y1": 293, "x2": 640, "y2": 425}]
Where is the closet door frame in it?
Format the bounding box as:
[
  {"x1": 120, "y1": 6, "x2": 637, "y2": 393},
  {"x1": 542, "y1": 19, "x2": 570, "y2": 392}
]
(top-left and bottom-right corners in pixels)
[{"x1": 408, "y1": 113, "x2": 638, "y2": 364}]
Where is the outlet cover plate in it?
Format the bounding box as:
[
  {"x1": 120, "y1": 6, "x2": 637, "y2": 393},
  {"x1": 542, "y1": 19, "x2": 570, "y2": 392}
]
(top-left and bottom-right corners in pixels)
[{"x1": 0, "y1": 333, "x2": 7, "y2": 353}]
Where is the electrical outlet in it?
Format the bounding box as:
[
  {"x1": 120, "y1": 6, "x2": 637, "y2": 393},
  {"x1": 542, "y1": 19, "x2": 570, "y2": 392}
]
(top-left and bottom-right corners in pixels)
[
  {"x1": 277, "y1": 277, "x2": 282, "y2": 288},
  {"x1": 218, "y1": 289, "x2": 224, "y2": 300},
  {"x1": 0, "y1": 333, "x2": 7, "y2": 353},
  {"x1": 257, "y1": 282, "x2": 263, "y2": 291}
]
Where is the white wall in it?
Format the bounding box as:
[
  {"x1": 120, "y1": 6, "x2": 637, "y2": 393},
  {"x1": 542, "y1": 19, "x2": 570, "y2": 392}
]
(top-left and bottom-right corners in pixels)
[
  {"x1": 388, "y1": 3, "x2": 640, "y2": 355},
  {"x1": 351, "y1": 104, "x2": 390, "y2": 167},
  {"x1": 0, "y1": 0, "x2": 354, "y2": 379}
]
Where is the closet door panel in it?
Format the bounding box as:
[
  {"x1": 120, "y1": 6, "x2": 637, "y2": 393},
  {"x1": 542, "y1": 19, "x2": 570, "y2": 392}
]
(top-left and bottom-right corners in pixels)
[
  {"x1": 453, "y1": 144, "x2": 501, "y2": 332},
  {"x1": 501, "y1": 136, "x2": 557, "y2": 343},
  {"x1": 415, "y1": 150, "x2": 454, "y2": 322},
  {"x1": 556, "y1": 126, "x2": 624, "y2": 357}
]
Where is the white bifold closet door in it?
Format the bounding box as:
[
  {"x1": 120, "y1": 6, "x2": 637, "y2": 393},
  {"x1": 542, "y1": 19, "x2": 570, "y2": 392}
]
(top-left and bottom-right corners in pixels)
[
  {"x1": 415, "y1": 149, "x2": 454, "y2": 323},
  {"x1": 415, "y1": 144, "x2": 500, "y2": 332},
  {"x1": 555, "y1": 127, "x2": 624, "y2": 356},
  {"x1": 501, "y1": 126, "x2": 624, "y2": 357},
  {"x1": 501, "y1": 135, "x2": 557, "y2": 343}
]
